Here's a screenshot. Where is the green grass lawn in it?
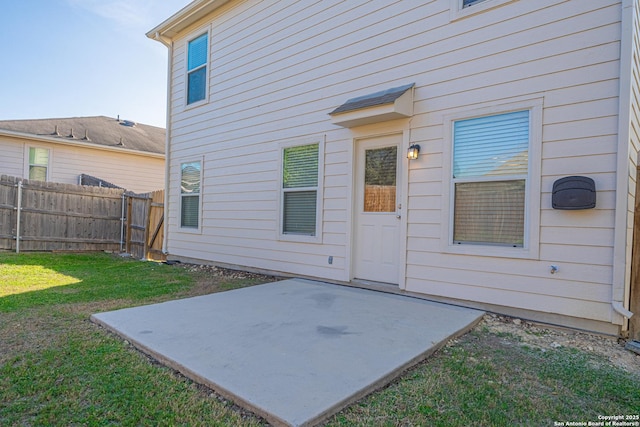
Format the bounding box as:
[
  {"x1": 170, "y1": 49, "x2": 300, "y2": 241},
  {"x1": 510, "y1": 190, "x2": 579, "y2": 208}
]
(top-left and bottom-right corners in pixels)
[{"x1": 1, "y1": 252, "x2": 638, "y2": 426}]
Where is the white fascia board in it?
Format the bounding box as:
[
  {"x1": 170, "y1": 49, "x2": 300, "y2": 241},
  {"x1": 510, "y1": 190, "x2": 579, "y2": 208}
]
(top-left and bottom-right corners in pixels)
[{"x1": 146, "y1": 0, "x2": 230, "y2": 41}]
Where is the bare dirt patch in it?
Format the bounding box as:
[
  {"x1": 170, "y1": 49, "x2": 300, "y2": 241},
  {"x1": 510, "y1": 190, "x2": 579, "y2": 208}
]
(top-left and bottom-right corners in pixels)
[
  {"x1": 172, "y1": 263, "x2": 281, "y2": 297},
  {"x1": 478, "y1": 313, "x2": 640, "y2": 375}
]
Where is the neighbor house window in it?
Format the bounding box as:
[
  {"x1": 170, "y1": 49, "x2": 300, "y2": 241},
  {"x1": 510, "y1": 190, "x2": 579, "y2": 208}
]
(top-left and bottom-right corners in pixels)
[
  {"x1": 186, "y1": 33, "x2": 208, "y2": 105},
  {"x1": 281, "y1": 143, "x2": 319, "y2": 237},
  {"x1": 28, "y1": 147, "x2": 49, "y2": 181},
  {"x1": 180, "y1": 161, "x2": 201, "y2": 228},
  {"x1": 452, "y1": 110, "x2": 529, "y2": 247}
]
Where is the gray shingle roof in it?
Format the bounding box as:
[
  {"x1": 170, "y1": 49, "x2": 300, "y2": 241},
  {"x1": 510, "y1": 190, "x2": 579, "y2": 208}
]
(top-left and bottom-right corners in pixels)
[
  {"x1": 330, "y1": 83, "x2": 415, "y2": 115},
  {"x1": 0, "y1": 116, "x2": 165, "y2": 155}
]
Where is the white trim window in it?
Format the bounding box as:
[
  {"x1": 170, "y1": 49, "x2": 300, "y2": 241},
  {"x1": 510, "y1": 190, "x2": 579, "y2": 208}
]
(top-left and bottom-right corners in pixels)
[
  {"x1": 180, "y1": 160, "x2": 202, "y2": 229},
  {"x1": 28, "y1": 147, "x2": 50, "y2": 181},
  {"x1": 450, "y1": 0, "x2": 516, "y2": 20},
  {"x1": 462, "y1": 0, "x2": 486, "y2": 7},
  {"x1": 280, "y1": 141, "x2": 323, "y2": 242},
  {"x1": 186, "y1": 32, "x2": 208, "y2": 105},
  {"x1": 452, "y1": 110, "x2": 530, "y2": 247}
]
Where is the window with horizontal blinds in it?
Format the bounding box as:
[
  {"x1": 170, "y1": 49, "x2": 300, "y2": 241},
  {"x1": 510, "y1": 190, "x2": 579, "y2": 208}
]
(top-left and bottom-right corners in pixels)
[
  {"x1": 180, "y1": 161, "x2": 201, "y2": 228},
  {"x1": 28, "y1": 147, "x2": 49, "y2": 181},
  {"x1": 282, "y1": 144, "x2": 319, "y2": 236},
  {"x1": 187, "y1": 33, "x2": 207, "y2": 105},
  {"x1": 452, "y1": 110, "x2": 529, "y2": 247},
  {"x1": 283, "y1": 191, "x2": 317, "y2": 234}
]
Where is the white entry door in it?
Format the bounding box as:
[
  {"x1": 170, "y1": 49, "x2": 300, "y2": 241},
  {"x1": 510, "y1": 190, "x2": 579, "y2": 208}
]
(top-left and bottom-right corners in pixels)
[{"x1": 353, "y1": 134, "x2": 402, "y2": 284}]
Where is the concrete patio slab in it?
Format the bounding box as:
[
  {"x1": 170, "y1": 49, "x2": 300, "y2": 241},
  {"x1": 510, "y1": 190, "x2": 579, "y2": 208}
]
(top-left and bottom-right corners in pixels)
[{"x1": 91, "y1": 279, "x2": 484, "y2": 426}]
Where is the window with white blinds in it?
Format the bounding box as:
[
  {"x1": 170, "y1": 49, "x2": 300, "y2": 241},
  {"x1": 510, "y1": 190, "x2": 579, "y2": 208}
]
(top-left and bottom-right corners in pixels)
[
  {"x1": 187, "y1": 33, "x2": 207, "y2": 105},
  {"x1": 282, "y1": 143, "x2": 319, "y2": 236},
  {"x1": 180, "y1": 161, "x2": 201, "y2": 229},
  {"x1": 28, "y1": 147, "x2": 49, "y2": 181},
  {"x1": 452, "y1": 110, "x2": 529, "y2": 247}
]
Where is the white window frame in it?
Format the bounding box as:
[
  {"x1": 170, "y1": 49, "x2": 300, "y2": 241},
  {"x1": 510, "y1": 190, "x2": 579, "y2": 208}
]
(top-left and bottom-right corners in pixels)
[
  {"x1": 450, "y1": 0, "x2": 517, "y2": 21},
  {"x1": 441, "y1": 98, "x2": 542, "y2": 259},
  {"x1": 178, "y1": 158, "x2": 203, "y2": 233},
  {"x1": 25, "y1": 146, "x2": 51, "y2": 181},
  {"x1": 278, "y1": 136, "x2": 325, "y2": 243},
  {"x1": 184, "y1": 28, "x2": 210, "y2": 109}
]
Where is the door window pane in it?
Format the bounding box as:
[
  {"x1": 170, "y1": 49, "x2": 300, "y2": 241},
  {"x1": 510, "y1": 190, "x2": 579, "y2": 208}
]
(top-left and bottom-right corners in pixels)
[{"x1": 364, "y1": 146, "x2": 396, "y2": 212}]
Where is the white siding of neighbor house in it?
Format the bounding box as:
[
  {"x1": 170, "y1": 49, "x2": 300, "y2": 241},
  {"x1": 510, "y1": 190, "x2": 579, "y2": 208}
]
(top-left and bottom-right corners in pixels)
[
  {"x1": 0, "y1": 136, "x2": 164, "y2": 193},
  {"x1": 164, "y1": 0, "x2": 633, "y2": 333},
  {"x1": 0, "y1": 139, "x2": 24, "y2": 177}
]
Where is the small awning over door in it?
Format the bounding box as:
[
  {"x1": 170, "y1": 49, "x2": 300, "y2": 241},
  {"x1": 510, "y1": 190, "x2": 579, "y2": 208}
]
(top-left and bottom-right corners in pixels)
[{"x1": 329, "y1": 83, "x2": 415, "y2": 128}]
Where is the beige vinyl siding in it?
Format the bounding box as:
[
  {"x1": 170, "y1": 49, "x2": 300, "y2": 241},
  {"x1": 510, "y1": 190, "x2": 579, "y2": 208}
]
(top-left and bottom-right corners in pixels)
[
  {"x1": 614, "y1": 0, "x2": 640, "y2": 318},
  {"x1": 165, "y1": 0, "x2": 628, "y2": 331},
  {"x1": 0, "y1": 139, "x2": 25, "y2": 177},
  {"x1": 0, "y1": 136, "x2": 163, "y2": 193}
]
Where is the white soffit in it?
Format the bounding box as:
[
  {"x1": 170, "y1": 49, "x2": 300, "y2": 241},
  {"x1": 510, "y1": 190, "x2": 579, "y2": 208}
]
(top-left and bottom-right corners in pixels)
[{"x1": 329, "y1": 83, "x2": 415, "y2": 128}]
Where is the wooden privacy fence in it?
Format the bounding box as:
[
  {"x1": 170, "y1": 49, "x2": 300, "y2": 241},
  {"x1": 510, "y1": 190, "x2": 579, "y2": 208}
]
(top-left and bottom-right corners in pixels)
[
  {"x1": 125, "y1": 190, "x2": 165, "y2": 260},
  {"x1": 0, "y1": 175, "x2": 164, "y2": 260}
]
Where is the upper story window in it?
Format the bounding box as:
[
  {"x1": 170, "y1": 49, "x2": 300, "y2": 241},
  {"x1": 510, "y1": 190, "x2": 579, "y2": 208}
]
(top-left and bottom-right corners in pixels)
[
  {"x1": 186, "y1": 33, "x2": 208, "y2": 105},
  {"x1": 28, "y1": 147, "x2": 49, "y2": 181},
  {"x1": 463, "y1": 0, "x2": 486, "y2": 7},
  {"x1": 450, "y1": 0, "x2": 516, "y2": 20}
]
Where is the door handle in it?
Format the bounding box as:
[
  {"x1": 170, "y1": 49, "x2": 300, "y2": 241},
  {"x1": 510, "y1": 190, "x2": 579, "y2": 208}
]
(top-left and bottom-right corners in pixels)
[{"x1": 396, "y1": 214, "x2": 401, "y2": 219}]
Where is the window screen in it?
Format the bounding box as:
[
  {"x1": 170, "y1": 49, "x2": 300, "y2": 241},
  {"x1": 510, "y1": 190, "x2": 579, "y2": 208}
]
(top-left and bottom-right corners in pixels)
[
  {"x1": 282, "y1": 144, "x2": 319, "y2": 235},
  {"x1": 452, "y1": 110, "x2": 529, "y2": 246}
]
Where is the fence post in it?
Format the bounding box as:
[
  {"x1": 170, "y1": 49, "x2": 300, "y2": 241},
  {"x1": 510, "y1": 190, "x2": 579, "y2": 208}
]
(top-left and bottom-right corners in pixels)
[
  {"x1": 15, "y1": 180, "x2": 22, "y2": 253},
  {"x1": 126, "y1": 195, "x2": 133, "y2": 254},
  {"x1": 120, "y1": 192, "x2": 126, "y2": 253},
  {"x1": 143, "y1": 195, "x2": 152, "y2": 260}
]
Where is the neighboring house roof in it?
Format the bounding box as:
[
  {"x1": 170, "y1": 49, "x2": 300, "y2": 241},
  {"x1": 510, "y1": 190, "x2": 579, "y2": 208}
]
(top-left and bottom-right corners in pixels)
[{"x1": 0, "y1": 116, "x2": 165, "y2": 156}]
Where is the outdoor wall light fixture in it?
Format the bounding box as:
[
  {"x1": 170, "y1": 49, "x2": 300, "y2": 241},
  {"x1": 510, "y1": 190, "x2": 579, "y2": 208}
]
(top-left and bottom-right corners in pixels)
[{"x1": 407, "y1": 144, "x2": 420, "y2": 160}]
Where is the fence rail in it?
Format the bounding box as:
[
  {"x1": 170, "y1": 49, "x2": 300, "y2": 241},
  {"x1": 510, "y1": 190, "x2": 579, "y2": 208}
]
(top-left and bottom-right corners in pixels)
[{"x1": 0, "y1": 174, "x2": 164, "y2": 260}]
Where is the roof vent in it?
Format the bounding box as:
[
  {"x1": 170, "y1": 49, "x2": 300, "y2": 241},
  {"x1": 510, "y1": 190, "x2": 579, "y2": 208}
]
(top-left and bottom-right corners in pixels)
[
  {"x1": 118, "y1": 137, "x2": 125, "y2": 147},
  {"x1": 68, "y1": 128, "x2": 75, "y2": 138},
  {"x1": 82, "y1": 130, "x2": 91, "y2": 141},
  {"x1": 120, "y1": 120, "x2": 136, "y2": 127},
  {"x1": 52, "y1": 125, "x2": 60, "y2": 136}
]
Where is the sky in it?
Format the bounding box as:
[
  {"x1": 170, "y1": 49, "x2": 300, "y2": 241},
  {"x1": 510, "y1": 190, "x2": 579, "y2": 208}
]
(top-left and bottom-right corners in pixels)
[{"x1": 0, "y1": 0, "x2": 193, "y2": 129}]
